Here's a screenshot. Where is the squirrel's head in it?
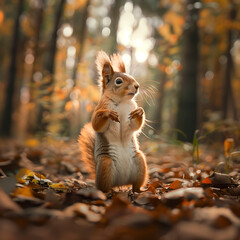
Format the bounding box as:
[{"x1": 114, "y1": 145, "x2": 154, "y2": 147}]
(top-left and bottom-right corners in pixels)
[{"x1": 96, "y1": 51, "x2": 139, "y2": 102}]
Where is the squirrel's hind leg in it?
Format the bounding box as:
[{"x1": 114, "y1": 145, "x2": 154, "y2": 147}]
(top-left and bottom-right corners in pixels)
[
  {"x1": 132, "y1": 151, "x2": 148, "y2": 192},
  {"x1": 95, "y1": 156, "x2": 113, "y2": 192}
]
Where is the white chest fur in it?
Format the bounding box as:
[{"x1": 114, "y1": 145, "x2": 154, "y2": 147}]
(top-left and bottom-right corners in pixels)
[
  {"x1": 104, "y1": 100, "x2": 138, "y2": 186},
  {"x1": 105, "y1": 100, "x2": 137, "y2": 143}
]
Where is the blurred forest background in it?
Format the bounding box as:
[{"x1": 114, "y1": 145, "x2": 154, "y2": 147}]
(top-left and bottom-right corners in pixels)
[{"x1": 0, "y1": 0, "x2": 240, "y2": 143}]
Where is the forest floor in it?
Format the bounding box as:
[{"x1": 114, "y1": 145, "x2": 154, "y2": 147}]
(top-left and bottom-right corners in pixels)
[{"x1": 0, "y1": 137, "x2": 240, "y2": 240}]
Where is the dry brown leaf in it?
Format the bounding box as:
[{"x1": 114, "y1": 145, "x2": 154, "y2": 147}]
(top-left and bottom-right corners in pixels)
[
  {"x1": 163, "y1": 187, "x2": 204, "y2": 201},
  {"x1": 64, "y1": 203, "x2": 102, "y2": 222},
  {"x1": 202, "y1": 172, "x2": 237, "y2": 189},
  {"x1": 76, "y1": 188, "x2": 106, "y2": 201},
  {"x1": 214, "y1": 215, "x2": 232, "y2": 228},
  {"x1": 169, "y1": 180, "x2": 182, "y2": 190},
  {"x1": 104, "y1": 195, "x2": 136, "y2": 222},
  {"x1": 0, "y1": 188, "x2": 21, "y2": 213}
]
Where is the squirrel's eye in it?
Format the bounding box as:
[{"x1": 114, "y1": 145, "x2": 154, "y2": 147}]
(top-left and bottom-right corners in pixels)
[{"x1": 115, "y1": 78, "x2": 123, "y2": 85}]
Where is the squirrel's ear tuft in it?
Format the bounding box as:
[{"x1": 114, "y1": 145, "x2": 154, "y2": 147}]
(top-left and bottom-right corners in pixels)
[
  {"x1": 96, "y1": 51, "x2": 114, "y2": 90},
  {"x1": 110, "y1": 53, "x2": 126, "y2": 73}
]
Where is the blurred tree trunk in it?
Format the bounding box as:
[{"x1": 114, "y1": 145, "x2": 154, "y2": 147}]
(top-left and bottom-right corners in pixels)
[
  {"x1": 210, "y1": 58, "x2": 223, "y2": 111},
  {"x1": 27, "y1": 0, "x2": 45, "y2": 134},
  {"x1": 45, "y1": 0, "x2": 65, "y2": 75},
  {"x1": 176, "y1": 0, "x2": 199, "y2": 142},
  {"x1": 31, "y1": 0, "x2": 45, "y2": 82},
  {"x1": 109, "y1": 0, "x2": 126, "y2": 53},
  {"x1": 1, "y1": 0, "x2": 24, "y2": 136},
  {"x1": 36, "y1": 0, "x2": 66, "y2": 132},
  {"x1": 72, "y1": 0, "x2": 90, "y2": 83},
  {"x1": 152, "y1": 43, "x2": 168, "y2": 133},
  {"x1": 222, "y1": 5, "x2": 238, "y2": 120}
]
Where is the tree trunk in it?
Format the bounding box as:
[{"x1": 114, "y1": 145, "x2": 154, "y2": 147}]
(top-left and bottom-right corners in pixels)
[
  {"x1": 31, "y1": 0, "x2": 45, "y2": 84},
  {"x1": 36, "y1": 0, "x2": 66, "y2": 132},
  {"x1": 1, "y1": 0, "x2": 24, "y2": 136},
  {"x1": 72, "y1": 0, "x2": 90, "y2": 83},
  {"x1": 109, "y1": 0, "x2": 125, "y2": 53},
  {"x1": 222, "y1": 6, "x2": 238, "y2": 120},
  {"x1": 176, "y1": 0, "x2": 199, "y2": 142},
  {"x1": 26, "y1": 0, "x2": 45, "y2": 135},
  {"x1": 45, "y1": 0, "x2": 65, "y2": 75},
  {"x1": 210, "y1": 58, "x2": 223, "y2": 111}
]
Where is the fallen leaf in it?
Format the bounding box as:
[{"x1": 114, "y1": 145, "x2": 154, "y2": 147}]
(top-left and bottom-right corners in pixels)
[
  {"x1": 202, "y1": 172, "x2": 237, "y2": 189},
  {"x1": 49, "y1": 183, "x2": 67, "y2": 190},
  {"x1": 0, "y1": 219, "x2": 20, "y2": 239},
  {"x1": 224, "y1": 186, "x2": 240, "y2": 196},
  {"x1": 201, "y1": 177, "x2": 212, "y2": 185},
  {"x1": 60, "y1": 161, "x2": 77, "y2": 174},
  {"x1": 214, "y1": 215, "x2": 232, "y2": 228},
  {"x1": 7, "y1": 208, "x2": 64, "y2": 226},
  {"x1": 0, "y1": 188, "x2": 22, "y2": 213},
  {"x1": 193, "y1": 207, "x2": 240, "y2": 227},
  {"x1": 162, "y1": 187, "x2": 204, "y2": 208},
  {"x1": 12, "y1": 186, "x2": 35, "y2": 198},
  {"x1": 16, "y1": 168, "x2": 32, "y2": 184},
  {"x1": 26, "y1": 149, "x2": 43, "y2": 163},
  {"x1": 161, "y1": 221, "x2": 238, "y2": 240},
  {"x1": 76, "y1": 188, "x2": 106, "y2": 201},
  {"x1": 0, "y1": 152, "x2": 20, "y2": 171},
  {"x1": 64, "y1": 203, "x2": 102, "y2": 222},
  {"x1": 16, "y1": 168, "x2": 52, "y2": 186},
  {"x1": 104, "y1": 195, "x2": 136, "y2": 222},
  {"x1": 134, "y1": 192, "x2": 160, "y2": 208},
  {"x1": 45, "y1": 189, "x2": 62, "y2": 208},
  {"x1": 148, "y1": 180, "x2": 163, "y2": 193},
  {"x1": 169, "y1": 180, "x2": 182, "y2": 190},
  {"x1": 25, "y1": 138, "x2": 39, "y2": 147}
]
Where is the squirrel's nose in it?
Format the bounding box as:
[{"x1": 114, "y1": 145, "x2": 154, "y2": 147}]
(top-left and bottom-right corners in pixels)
[{"x1": 134, "y1": 85, "x2": 139, "y2": 91}]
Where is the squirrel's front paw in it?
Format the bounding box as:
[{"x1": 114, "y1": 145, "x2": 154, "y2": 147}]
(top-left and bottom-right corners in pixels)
[
  {"x1": 129, "y1": 107, "x2": 144, "y2": 120},
  {"x1": 105, "y1": 110, "x2": 120, "y2": 123}
]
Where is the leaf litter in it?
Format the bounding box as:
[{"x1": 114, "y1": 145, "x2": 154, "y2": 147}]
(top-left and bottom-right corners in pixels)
[{"x1": 0, "y1": 139, "x2": 239, "y2": 240}]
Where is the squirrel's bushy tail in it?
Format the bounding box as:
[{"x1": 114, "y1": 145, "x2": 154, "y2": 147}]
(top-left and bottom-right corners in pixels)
[{"x1": 78, "y1": 123, "x2": 95, "y2": 177}]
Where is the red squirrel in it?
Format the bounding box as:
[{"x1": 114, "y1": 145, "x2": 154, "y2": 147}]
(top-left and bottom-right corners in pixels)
[{"x1": 78, "y1": 51, "x2": 148, "y2": 192}]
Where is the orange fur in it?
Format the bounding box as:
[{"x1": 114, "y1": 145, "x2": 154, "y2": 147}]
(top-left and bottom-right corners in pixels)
[
  {"x1": 91, "y1": 97, "x2": 120, "y2": 132},
  {"x1": 78, "y1": 123, "x2": 95, "y2": 177},
  {"x1": 95, "y1": 156, "x2": 113, "y2": 192},
  {"x1": 91, "y1": 109, "x2": 119, "y2": 132},
  {"x1": 96, "y1": 51, "x2": 127, "y2": 93},
  {"x1": 130, "y1": 107, "x2": 145, "y2": 131},
  {"x1": 96, "y1": 51, "x2": 112, "y2": 91},
  {"x1": 79, "y1": 50, "x2": 148, "y2": 192},
  {"x1": 132, "y1": 151, "x2": 148, "y2": 192},
  {"x1": 110, "y1": 53, "x2": 126, "y2": 73}
]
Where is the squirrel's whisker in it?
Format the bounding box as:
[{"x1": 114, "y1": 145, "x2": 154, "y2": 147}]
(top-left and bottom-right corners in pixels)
[
  {"x1": 144, "y1": 88, "x2": 155, "y2": 105},
  {"x1": 140, "y1": 131, "x2": 151, "y2": 139},
  {"x1": 145, "y1": 118, "x2": 160, "y2": 123},
  {"x1": 145, "y1": 122, "x2": 156, "y2": 130}
]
